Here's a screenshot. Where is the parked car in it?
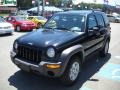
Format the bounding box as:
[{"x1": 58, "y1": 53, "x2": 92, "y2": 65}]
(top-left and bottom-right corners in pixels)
[
  {"x1": 6, "y1": 16, "x2": 36, "y2": 31},
  {"x1": 9, "y1": 12, "x2": 17, "y2": 16},
  {"x1": 10, "y1": 10, "x2": 111, "y2": 85},
  {"x1": 27, "y1": 16, "x2": 47, "y2": 28},
  {"x1": 0, "y1": 16, "x2": 14, "y2": 35},
  {"x1": 107, "y1": 14, "x2": 120, "y2": 23}
]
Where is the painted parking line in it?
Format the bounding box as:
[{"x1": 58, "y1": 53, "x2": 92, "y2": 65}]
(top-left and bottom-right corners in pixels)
[
  {"x1": 80, "y1": 87, "x2": 93, "y2": 90},
  {"x1": 98, "y1": 63, "x2": 120, "y2": 81},
  {"x1": 115, "y1": 56, "x2": 120, "y2": 59}
]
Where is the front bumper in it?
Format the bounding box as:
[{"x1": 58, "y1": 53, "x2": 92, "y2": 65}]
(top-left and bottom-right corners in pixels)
[
  {"x1": 10, "y1": 51, "x2": 62, "y2": 77},
  {"x1": 0, "y1": 29, "x2": 13, "y2": 34},
  {"x1": 21, "y1": 25, "x2": 36, "y2": 31}
]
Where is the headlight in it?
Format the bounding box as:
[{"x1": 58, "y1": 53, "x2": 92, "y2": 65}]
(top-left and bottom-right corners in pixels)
[
  {"x1": 14, "y1": 42, "x2": 18, "y2": 50},
  {"x1": 47, "y1": 47, "x2": 55, "y2": 58}
]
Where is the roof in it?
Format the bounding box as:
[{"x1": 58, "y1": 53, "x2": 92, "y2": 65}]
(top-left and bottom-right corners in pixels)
[{"x1": 56, "y1": 10, "x2": 103, "y2": 16}]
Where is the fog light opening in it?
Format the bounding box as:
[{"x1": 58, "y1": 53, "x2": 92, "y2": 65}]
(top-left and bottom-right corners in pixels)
[
  {"x1": 46, "y1": 64, "x2": 61, "y2": 69},
  {"x1": 47, "y1": 71, "x2": 55, "y2": 77}
]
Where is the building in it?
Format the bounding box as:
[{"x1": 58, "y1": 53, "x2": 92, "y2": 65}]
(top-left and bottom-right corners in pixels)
[{"x1": 0, "y1": 0, "x2": 17, "y2": 13}]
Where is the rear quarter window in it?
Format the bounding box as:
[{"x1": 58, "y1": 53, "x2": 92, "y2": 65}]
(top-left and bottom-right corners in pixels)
[
  {"x1": 95, "y1": 14, "x2": 105, "y2": 27},
  {"x1": 102, "y1": 13, "x2": 110, "y2": 26}
]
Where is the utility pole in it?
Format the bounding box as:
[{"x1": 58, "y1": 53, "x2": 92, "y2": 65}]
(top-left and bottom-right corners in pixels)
[
  {"x1": 37, "y1": 0, "x2": 45, "y2": 16},
  {"x1": 42, "y1": 0, "x2": 45, "y2": 16},
  {"x1": 37, "y1": 0, "x2": 40, "y2": 15}
]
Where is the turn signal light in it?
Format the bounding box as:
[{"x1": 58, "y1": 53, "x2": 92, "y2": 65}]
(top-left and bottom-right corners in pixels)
[{"x1": 46, "y1": 64, "x2": 61, "y2": 69}]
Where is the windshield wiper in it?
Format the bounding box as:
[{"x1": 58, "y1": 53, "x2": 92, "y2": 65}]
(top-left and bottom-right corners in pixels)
[
  {"x1": 55, "y1": 27, "x2": 71, "y2": 31},
  {"x1": 71, "y1": 30, "x2": 81, "y2": 32},
  {"x1": 44, "y1": 27, "x2": 53, "y2": 29}
]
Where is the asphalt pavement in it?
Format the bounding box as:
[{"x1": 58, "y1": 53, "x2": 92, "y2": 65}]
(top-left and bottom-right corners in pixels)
[{"x1": 0, "y1": 23, "x2": 120, "y2": 90}]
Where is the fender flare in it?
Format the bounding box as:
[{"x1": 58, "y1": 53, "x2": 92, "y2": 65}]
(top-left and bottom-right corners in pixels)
[{"x1": 58, "y1": 45, "x2": 84, "y2": 76}]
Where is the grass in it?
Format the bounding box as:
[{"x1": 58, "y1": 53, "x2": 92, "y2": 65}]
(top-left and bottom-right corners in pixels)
[{"x1": 0, "y1": 13, "x2": 9, "y2": 17}]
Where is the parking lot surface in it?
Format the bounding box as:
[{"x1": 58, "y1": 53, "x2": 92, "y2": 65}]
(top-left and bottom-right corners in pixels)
[{"x1": 0, "y1": 23, "x2": 120, "y2": 90}]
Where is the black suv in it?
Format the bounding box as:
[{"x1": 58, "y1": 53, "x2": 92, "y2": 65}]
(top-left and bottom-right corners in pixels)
[{"x1": 10, "y1": 10, "x2": 111, "y2": 85}]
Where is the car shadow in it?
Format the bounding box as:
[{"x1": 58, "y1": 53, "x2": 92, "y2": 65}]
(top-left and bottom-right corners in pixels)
[
  {"x1": 15, "y1": 29, "x2": 35, "y2": 33},
  {"x1": 0, "y1": 33, "x2": 13, "y2": 37},
  {"x1": 8, "y1": 52, "x2": 111, "y2": 90}
]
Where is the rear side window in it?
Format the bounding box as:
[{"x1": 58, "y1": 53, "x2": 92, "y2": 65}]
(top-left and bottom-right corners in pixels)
[
  {"x1": 28, "y1": 17, "x2": 33, "y2": 20},
  {"x1": 102, "y1": 13, "x2": 110, "y2": 26},
  {"x1": 7, "y1": 17, "x2": 12, "y2": 21},
  {"x1": 107, "y1": 15, "x2": 113, "y2": 17},
  {"x1": 95, "y1": 14, "x2": 105, "y2": 27}
]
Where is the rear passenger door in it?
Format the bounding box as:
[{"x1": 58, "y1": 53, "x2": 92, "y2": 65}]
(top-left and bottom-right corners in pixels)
[{"x1": 108, "y1": 15, "x2": 115, "y2": 22}]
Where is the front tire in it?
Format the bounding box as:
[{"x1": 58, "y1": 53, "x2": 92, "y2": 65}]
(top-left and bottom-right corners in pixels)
[{"x1": 60, "y1": 56, "x2": 81, "y2": 85}]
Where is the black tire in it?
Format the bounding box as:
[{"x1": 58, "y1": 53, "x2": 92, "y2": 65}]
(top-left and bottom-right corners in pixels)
[
  {"x1": 115, "y1": 19, "x2": 119, "y2": 23},
  {"x1": 60, "y1": 56, "x2": 81, "y2": 85},
  {"x1": 100, "y1": 40, "x2": 109, "y2": 57},
  {"x1": 7, "y1": 32, "x2": 13, "y2": 35},
  {"x1": 37, "y1": 23, "x2": 42, "y2": 29},
  {"x1": 16, "y1": 26, "x2": 21, "y2": 32}
]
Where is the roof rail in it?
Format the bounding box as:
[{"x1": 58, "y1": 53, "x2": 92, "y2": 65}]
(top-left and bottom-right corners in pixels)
[{"x1": 91, "y1": 9, "x2": 102, "y2": 12}]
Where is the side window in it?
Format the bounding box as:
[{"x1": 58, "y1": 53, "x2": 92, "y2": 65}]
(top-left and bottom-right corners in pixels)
[
  {"x1": 88, "y1": 15, "x2": 97, "y2": 30},
  {"x1": 28, "y1": 17, "x2": 33, "y2": 20},
  {"x1": 95, "y1": 14, "x2": 105, "y2": 27},
  {"x1": 103, "y1": 14, "x2": 109, "y2": 26},
  {"x1": 7, "y1": 17, "x2": 12, "y2": 21}
]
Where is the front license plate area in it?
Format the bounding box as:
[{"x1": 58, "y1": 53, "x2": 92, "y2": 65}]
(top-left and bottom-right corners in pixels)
[
  {"x1": 14, "y1": 60, "x2": 30, "y2": 72},
  {"x1": 20, "y1": 64, "x2": 30, "y2": 72}
]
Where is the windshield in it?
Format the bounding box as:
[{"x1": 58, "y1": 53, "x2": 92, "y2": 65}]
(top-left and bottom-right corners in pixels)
[
  {"x1": 36, "y1": 16, "x2": 47, "y2": 20},
  {"x1": 0, "y1": 17, "x2": 5, "y2": 22},
  {"x1": 44, "y1": 14, "x2": 85, "y2": 32},
  {"x1": 116, "y1": 16, "x2": 120, "y2": 18},
  {"x1": 15, "y1": 16, "x2": 26, "y2": 21}
]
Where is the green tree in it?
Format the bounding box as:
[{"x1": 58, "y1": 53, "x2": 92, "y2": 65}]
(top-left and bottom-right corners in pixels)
[
  {"x1": 17, "y1": 0, "x2": 32, "y2": 9},
  {"x1": 48, "y1": 0, "x2": 61, "y2": 6},
  {"x1": 73, "y1": 2, "x2": 104, "y2": 10}
]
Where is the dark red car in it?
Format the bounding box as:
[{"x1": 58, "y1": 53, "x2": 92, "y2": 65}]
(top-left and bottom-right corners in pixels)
[{"x1": 6, "y1": 16, "x2": 36, "y2": 31}]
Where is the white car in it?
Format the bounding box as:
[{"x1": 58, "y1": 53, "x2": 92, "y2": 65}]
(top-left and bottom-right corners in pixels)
[
  {"x1": 0, "y1": 17, "x2": 14, "y2": 35},
  {"x1": 107, "y1": 15, "x2": 120, "y2": 23}
]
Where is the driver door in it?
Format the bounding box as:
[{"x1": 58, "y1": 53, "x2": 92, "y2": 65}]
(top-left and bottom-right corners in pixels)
[{"x1": 84, "y1": 14, "x2": 102, "y2": 56}]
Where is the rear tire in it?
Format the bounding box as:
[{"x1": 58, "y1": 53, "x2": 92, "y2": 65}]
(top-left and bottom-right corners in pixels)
[
  {"x1": 37, "y1": 23, "x2": 42, "y2": 29},
  {"x1": 100, "y1": 40, "x2": 109, "y2": 57},
  {"x1": 115, "y1": 19, "x2": 119, "y2": 23},
  {"x1": 60, "y1": 56, "x2": 81, "y2": 85}
]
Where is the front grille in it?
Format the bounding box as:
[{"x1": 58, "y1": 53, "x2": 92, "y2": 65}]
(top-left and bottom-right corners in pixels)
[
  {"x1": 0, "y1": 26, "x2": 10, "y2": 29},
  {"x1": 27, "y1": 24, "x2": 34, "y2": 26},
  {"x1": 17, "y1": 45, "x2": 41, "y2": 64},
  {"x1": 4, "y1": 26, "x2": 11, "y2": 29}
]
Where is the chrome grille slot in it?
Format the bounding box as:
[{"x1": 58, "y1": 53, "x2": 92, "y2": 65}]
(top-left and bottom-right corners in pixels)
[{"x1": 17, "y1": 45, "x2": 41, "y2": 64}]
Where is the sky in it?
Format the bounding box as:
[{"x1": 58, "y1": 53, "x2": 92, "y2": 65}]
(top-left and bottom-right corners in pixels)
[{"x1": 72, "y1": 0, "x2": 120, "y2": 6}]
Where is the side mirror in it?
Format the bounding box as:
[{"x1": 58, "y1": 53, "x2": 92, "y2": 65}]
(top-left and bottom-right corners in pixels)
[
  {"x1": 92, "y1": 26, "x2": 99, "y2": 30},
  {"x1": 89, "y1": 26, "x2": 100, "y2": 36},
  {"x1": 89, "y1": 26, "x2": 99, "y2": 31}
]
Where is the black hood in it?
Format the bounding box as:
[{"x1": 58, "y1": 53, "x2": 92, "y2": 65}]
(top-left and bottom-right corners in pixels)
[{"x1": 18, "y1": 29, "x2": 84, "y2": 49}]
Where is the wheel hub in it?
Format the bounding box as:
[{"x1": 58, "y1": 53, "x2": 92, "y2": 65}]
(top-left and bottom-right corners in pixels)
[{"x1": 69, "y1": 61, "x2": 80, "y2": 81}]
